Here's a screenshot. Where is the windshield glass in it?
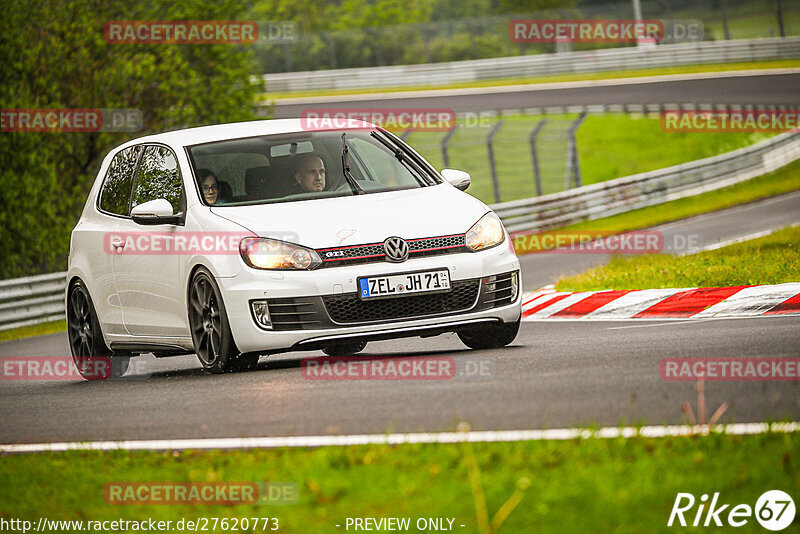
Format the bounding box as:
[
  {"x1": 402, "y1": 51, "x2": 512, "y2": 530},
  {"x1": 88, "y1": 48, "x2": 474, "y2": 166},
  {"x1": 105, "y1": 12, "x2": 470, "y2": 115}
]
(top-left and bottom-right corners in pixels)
[{"x1": 186, "y1": 130, "x2": 440, "y2": 206}]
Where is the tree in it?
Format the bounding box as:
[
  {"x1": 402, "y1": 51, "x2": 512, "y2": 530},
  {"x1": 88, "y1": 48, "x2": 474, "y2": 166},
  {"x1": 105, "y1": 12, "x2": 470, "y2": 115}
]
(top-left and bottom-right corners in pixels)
[{"x1": 0, "y1": 0, "x2": 265, "y2": 278}]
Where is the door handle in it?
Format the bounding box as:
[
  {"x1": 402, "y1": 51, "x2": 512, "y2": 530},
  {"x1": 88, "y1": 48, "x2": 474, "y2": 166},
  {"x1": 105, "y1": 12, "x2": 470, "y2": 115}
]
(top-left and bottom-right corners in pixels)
[{"x1": 111, "y1": 238, "x2": 126, "y2": 251}]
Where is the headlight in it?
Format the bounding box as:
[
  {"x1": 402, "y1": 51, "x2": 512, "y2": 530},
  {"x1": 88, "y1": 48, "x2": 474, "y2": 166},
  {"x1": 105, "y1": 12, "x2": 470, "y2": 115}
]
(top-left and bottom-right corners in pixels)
[
  {"x1": 466, "y1": 212, "x2": 505, "y2": 251},
  {"x1": 239, "y1": 238, "x2": 322, "y2": 270}
]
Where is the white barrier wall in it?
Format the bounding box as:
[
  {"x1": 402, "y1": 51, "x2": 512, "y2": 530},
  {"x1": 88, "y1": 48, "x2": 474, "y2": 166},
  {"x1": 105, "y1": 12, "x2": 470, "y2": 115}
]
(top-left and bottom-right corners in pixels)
[{"x1": 263, "y1": 38, "x2": 800, "y2": 93}]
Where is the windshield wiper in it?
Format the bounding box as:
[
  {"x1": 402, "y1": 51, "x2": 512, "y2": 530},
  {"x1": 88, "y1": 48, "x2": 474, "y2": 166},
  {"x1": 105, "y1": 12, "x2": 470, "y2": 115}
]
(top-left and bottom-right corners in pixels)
[
  {"x1": 369, "y1": 131, "x2": 433, "y2": 186},
  {"x1": 341, "y1": 133, "x2": 364, "y2": 195}
]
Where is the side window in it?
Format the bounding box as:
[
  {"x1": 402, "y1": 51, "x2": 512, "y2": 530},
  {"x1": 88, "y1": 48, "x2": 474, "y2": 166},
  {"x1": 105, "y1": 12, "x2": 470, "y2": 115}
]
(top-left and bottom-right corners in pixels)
[
  {"x1": 98, "y1": 145, "x2": 142, "y2": 216},
  {"x1": 130, "y1": 145, "x2": 183, "y2": 214}
]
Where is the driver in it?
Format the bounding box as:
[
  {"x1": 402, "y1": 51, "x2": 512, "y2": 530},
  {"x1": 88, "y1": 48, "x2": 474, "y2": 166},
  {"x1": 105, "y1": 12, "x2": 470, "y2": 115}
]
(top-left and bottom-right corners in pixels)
[{"x1": 292, "y1": 153, "x2": 326, "y2": 193}]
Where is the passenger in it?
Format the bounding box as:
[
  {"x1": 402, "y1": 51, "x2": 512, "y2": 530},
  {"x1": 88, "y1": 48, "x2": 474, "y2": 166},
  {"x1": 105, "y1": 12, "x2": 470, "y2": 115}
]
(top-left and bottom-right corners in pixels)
[
  {"x1": 292, "y1": 153, "x2": 326, "y2": 193},
  {"x1": 198, "y1": 169, "x2": 224, "y2": 205}
]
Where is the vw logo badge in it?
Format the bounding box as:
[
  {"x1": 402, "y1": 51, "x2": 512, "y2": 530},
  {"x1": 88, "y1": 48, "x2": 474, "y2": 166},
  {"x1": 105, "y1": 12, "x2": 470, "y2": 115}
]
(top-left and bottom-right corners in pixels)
[{"x1": 383, "y1": 236, "x2": 409, "y2": 263}]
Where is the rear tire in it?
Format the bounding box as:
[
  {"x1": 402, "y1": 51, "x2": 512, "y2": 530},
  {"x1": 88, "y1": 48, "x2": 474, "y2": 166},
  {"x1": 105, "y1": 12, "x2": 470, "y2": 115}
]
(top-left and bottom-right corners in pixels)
[
  {"x1": 457, "y1": 319, "x2": 520, "y2": 350},
  {"x1": 67, "y1": 280, "x2": 129, "y2": 379},
  {"x1": 322, "y1": 341, "x2": 367, "y2": 356},
  {"x1": 188, "y1": 268, "x2": 241, "y2": 373}
]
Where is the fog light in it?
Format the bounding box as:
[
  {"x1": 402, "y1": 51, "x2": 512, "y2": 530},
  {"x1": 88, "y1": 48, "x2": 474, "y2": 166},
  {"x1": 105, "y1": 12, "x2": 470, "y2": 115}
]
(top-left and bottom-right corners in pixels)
[
  {"x1": 251, "y1": 300, "x2": 272, "y2": 329},
  {"x1": 510, "y1": 272, "x2": 519, "y2": 301}
]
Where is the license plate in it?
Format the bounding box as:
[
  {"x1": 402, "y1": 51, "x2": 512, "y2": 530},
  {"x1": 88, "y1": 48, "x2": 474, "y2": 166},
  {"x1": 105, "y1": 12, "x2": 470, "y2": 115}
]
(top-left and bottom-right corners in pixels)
[{"x1": 358, "y1": 269, "x2": 451, "y2": 299}]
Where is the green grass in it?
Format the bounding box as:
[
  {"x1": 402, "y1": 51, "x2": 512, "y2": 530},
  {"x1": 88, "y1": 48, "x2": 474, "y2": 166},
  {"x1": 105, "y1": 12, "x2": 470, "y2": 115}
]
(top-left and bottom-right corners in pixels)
[
  {"x1": 556, "y1": 225, "x2": 800, "y2": 292},
  {"x1": 264, "y1": 59, "x2": 799, "y2": 100},
  {"x1": 407, "y1": 113, "x2": 761, "y2": 204},
  {"x1": 576, "y1": 115, "x2": 769, "y2": 187},
  {"x1": 704, "y1": 11, "x2": 800, "y2": 40},
  {"x1": 1, "y1": 432, "x2": 797, "y2": 533},
  {"x1": 0, "y1": 319, "x2": 66, "y2": 343}
]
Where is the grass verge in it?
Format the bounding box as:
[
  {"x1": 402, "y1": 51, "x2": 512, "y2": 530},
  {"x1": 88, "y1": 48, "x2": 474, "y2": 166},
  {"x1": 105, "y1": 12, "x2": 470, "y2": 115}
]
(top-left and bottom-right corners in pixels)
[
  {"x1": 0, "y1": 432, "x2": 797, "y2": 533},
  {"x1": 556, "y1": 225, "x2": 800, "y2": 292},
  {"x1": 264, "y1": 59, "x2": 799, "y2": 100},
  {"x1": 0, "y1": 319, "x2": 66, "y2": 343}
]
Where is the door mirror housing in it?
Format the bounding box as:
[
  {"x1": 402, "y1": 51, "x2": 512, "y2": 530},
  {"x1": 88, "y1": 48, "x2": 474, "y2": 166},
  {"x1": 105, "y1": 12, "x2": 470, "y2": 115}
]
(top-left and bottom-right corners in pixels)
[
  {"x1": 441, "y1": 169, "x2": 471, "y2": 191},
  {"x1": 131, "y1": 199, "x2": 182, "y2": 225}
]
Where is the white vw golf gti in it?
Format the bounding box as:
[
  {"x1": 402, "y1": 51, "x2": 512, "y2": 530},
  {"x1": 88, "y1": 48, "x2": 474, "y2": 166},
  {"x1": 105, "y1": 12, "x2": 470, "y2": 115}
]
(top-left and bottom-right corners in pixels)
[{"x1": 67, "y1": 120, "x2": 521, "y2": 376}]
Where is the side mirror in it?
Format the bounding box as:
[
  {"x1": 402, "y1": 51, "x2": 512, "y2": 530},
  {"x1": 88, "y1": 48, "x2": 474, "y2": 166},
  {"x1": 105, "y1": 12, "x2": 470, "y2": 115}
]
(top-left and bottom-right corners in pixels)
[
  {"x1": 441, "y1": 169, "x2": 471, "y2": 191},
  {"x1": 131, "y1": 199, "x2": 181, "y2": 225}
]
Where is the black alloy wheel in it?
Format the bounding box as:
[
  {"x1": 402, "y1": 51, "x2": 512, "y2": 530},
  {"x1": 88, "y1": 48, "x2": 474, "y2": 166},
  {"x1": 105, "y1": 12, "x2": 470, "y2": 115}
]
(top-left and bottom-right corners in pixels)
[
  {"x1": 67, "y1": 281, "x2": 129, "y2": 379},
  {"x1": 188, "y1": 269, "x2": 245, "y2": 373}
]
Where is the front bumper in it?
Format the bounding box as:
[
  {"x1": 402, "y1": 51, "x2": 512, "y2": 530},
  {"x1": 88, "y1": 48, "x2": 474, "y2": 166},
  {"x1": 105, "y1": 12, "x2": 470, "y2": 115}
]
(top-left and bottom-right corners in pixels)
[{"x1": 218, "y1": 244, "x2": 521, "y2": 353}]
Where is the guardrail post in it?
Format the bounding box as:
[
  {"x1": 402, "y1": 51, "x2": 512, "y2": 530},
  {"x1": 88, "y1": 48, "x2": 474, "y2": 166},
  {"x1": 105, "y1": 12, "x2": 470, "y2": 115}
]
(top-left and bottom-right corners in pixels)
[
  {"x1": 720, "y1": 0, "x2": 731, "y2": 39},
  {"x1": 487, "y1": 120, "x2": 504, "y2": 203},
  {"x1": 529, "y1": 119, "x2": 547, "y2": 196},
  {"x1": 441, "y1": 124, "x2": 459, "y2": 169},
  {"x1": 565, "y1": 112, "x2": 587, "y2": 190}
]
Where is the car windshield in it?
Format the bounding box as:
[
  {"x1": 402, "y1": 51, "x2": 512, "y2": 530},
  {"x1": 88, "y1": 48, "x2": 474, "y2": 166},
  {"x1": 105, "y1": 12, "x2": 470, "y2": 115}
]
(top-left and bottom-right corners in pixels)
[{"x1": 186, "y1": 129, "x2": 440, "y2": 206}]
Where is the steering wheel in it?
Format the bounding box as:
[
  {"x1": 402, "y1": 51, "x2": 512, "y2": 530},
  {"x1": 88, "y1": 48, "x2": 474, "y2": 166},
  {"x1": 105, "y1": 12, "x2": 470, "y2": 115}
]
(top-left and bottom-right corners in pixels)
[{"x1": 333, "y1": 181, "x2": 354, "y2": 192}]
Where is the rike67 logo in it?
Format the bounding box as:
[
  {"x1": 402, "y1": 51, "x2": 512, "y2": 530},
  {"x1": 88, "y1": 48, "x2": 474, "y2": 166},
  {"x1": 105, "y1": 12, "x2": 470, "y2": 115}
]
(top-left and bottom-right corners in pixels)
[{"x1": 668, "y1": 490, "x2": 795, "y2": 530}]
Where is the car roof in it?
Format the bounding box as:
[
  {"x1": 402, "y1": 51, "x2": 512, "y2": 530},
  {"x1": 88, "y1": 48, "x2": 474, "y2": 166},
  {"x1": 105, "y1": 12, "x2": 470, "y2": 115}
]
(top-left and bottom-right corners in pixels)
[{"x1": 116, "y1": 118, "x2": 377, "y2": 151}]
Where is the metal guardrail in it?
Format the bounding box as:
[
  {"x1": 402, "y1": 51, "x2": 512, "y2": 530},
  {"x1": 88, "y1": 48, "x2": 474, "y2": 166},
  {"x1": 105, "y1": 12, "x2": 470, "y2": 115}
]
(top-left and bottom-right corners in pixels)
[
  {"x1": 263, "y1": 37, "x2": 800, "y2": 93},
  {"x1": 1, "y1": 129, "x2": 799, "y2": 332},
  {"x1": 0, "y1": 272, "x2": 67, "y2": 331},
  {"x1": 493, "y1": 130, "x2": 800, "y2": 233}
]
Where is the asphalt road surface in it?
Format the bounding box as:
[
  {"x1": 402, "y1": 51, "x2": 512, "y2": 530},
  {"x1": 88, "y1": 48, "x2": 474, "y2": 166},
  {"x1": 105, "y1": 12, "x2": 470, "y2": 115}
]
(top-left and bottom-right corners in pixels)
[
  {"x1": 1, "y1": 193, "x2": 799, "y2": 444},
  {"x1": 272, "y1": 71, "x2": 800, "y2": 117},
  {"x1": 0, "y1": 316, "x2": 798, "y2": 444}
]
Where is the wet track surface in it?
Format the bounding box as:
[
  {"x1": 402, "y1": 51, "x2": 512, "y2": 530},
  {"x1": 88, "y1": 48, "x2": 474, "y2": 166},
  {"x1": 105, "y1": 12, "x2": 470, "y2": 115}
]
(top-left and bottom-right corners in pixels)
[
  {"x1": 1, "y1": 316, "x2": 799, "y2": 444},
  {"x1": 1, "y1": 194, "x2": 799, "y2": 444},
  {"x1": 272, "y1": 72, "x2": 800, "y2": 117}
]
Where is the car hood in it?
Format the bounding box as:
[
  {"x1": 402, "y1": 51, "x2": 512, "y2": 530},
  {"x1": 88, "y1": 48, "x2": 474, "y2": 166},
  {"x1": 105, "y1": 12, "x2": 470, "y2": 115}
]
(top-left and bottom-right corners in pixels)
[{"x1": 210, "y1": 184, "x2": 490, "y2": 249}]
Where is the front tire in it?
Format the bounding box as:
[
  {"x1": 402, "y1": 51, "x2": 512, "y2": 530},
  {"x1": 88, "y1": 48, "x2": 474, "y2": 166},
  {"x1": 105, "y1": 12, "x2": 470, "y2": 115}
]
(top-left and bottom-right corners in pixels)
[
  {"x1": 188, "y1": 268, "x2": 241, "y2": 373},
  {"x1": 322, "y1": 341, "x2": 367, "y2": 356},
  {"x1": 67, "y1": 281, "x2": 129, "y2": 379},
  {"x1": 457, "y1": 319, "x2": 520, "y2": 350}
]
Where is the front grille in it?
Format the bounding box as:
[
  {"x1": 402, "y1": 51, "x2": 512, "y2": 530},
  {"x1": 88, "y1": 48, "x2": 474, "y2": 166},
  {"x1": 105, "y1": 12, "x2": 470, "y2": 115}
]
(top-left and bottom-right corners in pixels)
[
  {"x1": 317, "y1": 234, "x2": 468, "y2": 268},
  {"x1": 323, "y1": 280, "x2": 480, "y2": 324}
]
